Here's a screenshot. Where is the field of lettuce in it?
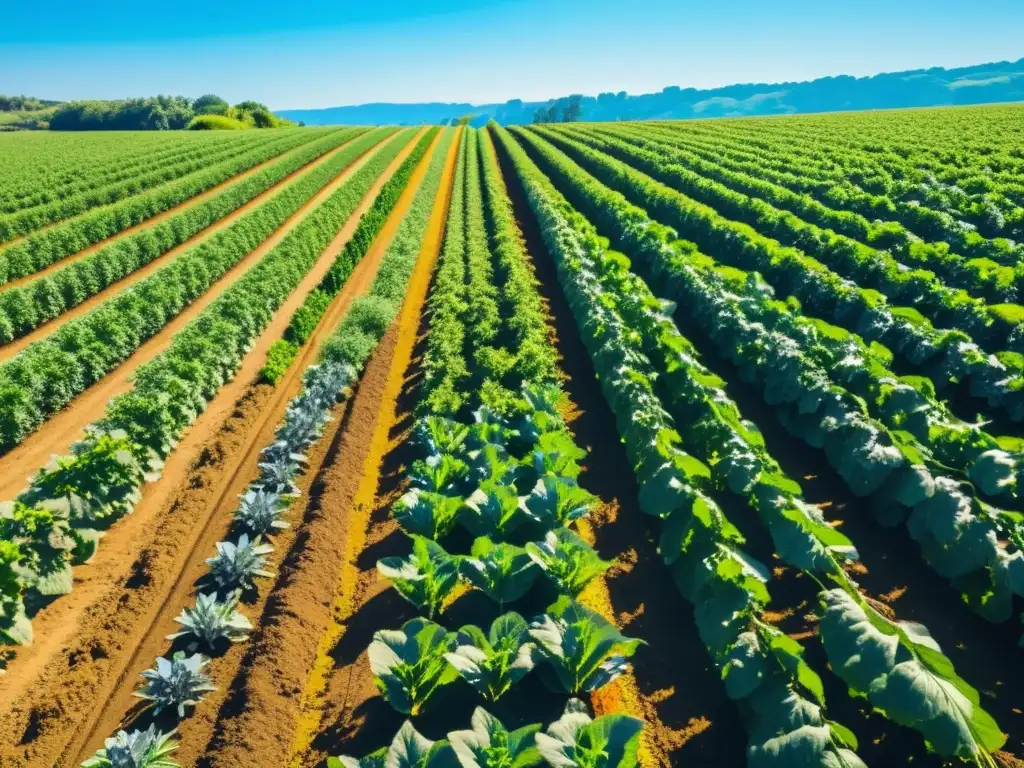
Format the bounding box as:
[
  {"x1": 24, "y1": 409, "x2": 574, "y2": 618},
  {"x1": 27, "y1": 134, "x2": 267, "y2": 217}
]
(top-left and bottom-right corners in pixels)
[{"x1": 0, "y1": 105, "x2": 1022, "y2": 768}]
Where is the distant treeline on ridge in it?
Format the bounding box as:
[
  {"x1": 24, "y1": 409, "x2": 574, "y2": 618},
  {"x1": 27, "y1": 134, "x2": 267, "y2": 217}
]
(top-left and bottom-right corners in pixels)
[
  {"x1": 0, "y1": 93, "x2": 297, "y2": 131},
  {"x1": 278, "y1": 56, "x2": 1024, "y2": 126}
]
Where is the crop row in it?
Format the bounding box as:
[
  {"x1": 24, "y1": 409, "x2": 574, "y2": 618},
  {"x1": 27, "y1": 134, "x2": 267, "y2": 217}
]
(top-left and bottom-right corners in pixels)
[
  {"x1": 0, "y1": 126, "x2": 351, "y2": 287},
  {"x1": 515, "y1": 125, "x2": 1024, "y2": 631},
  {"x1": 0, "y1": 128, "x2": 419, "y2": 656},
  {"x1": 0, "y1": 127, "x2": 367, "y2": 344},
  {"x1": 341, "y1": 126, "x2": 645, "y2": 767},
  {"x1": 0, "y1": 128, "x2": 395, "y2": 453},
  {"x1": 596, "y1": 123, "x2": 1022, "y2": 301},
  {"x1": 0, "y1": 130, "x2": 224, "y2": 209},
  {"x1": 496, "y1": 123, "x2": 1010, "y2": 766},
  {"x1": 682, "y1": 108, "x2": 1024, "y2": 220},
  {"x1": 262, "y1": 126, "x2": 441, "y2": 383},
  {"x1": 0, "y1": 129, "x2": 299, "y2": 242}
]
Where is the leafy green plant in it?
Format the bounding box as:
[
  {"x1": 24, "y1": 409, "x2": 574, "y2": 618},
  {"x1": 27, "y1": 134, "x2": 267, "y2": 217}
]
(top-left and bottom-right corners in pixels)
[
  {"x1": 328, "y1": 720, "x2": 458, "y2": 768},
  {"x1": 368, "y1": 617, "x2": 459, "y2": 715},
  {"x1": 460, "y1": 537, "x2": 538, "y2": 607},
  {"x1": 393, "y1": 488, "x2": 463, "y2": 540},
  {"x1": 526, "y1": 529, "x2": 610, "y2": 598},
  {"x1": 445, "y1": 613, "x2": 537, "y2": 701},
  {"x1": 529, "y1": 430, "x2": 585, "y2": 482},
  {"x1": 81, "y1": 725, "x2": 179, "y2": 768},
  {"x1": 166, "y1": 592, "x2": 252, "y2": 649},
  {"x1": 529, "y1": 596, "x2": 642, "y2": 694},
  {"x1": 134, "y1": 651, "x2": 215, "y2": 718},
  {"x1": 535, "y1": 699, "x2": 643, "y2": 768},
  {"x1": 205, "y1": 534, "x2": 273, "y2": 590},
  {"x1": 524, "y1": 476, "x2": 597, "y2": 529},
  {"x1": 0, "y1": 501, "x2": 78, "y2": 596},
  {"x1": 232, "y1": 489, "x2": 290, "y2": 535},
  {"x1": 412, "y1": 453, "x2": 471, "y2": 495},
  {"x1": 0, "y1": 540, "x2": 31, "y2": 645},
  {"x1": 449, "y1": 707, "x2": 542, "y2": 768},
  {"x1": 377, "y1": 536, "x2": 461, "y2": 619},
  {"x1": 415, "y1": 417, "x2": 471, "y2": 456},
  {"x1": 461, "y1": 481, "x2": 533, "y2": 541}
]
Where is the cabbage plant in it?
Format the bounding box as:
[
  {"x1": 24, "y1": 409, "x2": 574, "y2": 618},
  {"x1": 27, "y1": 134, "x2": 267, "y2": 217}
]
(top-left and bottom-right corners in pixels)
[
  {"x1": 0, "y1": 540, "x2": 31, "y2": 645},
  {"x1": 328, "y1": 720, "x2": 457, "y2": 768},
  {"x1": 524, "y1": 476, "x2": 597, "y2": 529},
  {"x1": 205, "y1": 534, "x2": 273, "y2": 590},
  {"x1": 449, "y1": 707, "x2": 542, "y2": 768},
  {"x1": 529, "y1": 597, "x2": 642, "y2": 694},
  {"x1": 135, "y1": 651, "x2": 215, "y2": 718},
  {"x1": 368, "y1": 617, "x2": 459, "y2": 715},
  {"x1": 529, "y1": 430, "x2": 585, "y2": 482},
  {"x1": 233, "y1": 488, "x2": 290, "y2": 535},
  {"x1": 167, "y1": 592, "x2": 252, "y2": 648},
  {"x1": 535, "y1": 699, "x2": 643, "y2": 768},
  {"x1": 81, "y1": 725, "x2": 179, "y2": 768},
  {"x1": 377, "y1": 536, "x2": 461, "y2": 618},
  {"x1": 445, "y1": 613, "x2": 536, "y2": 701},
  {"x1": 461, "y1": 481, "x2": 533, "y2": 541},
  {"x1": 526, "y1": 529, "x2": 610, "y2": 598},
  {"x1": 412, "y1": 453, "x2": 470, "y2": 495},
  {"x1": 460, "y1": 537, "x2": 537, "y2": 607},
  {"x1": 0, "y1": 500, "x2": 79, "y2": 597},
  {"x1": 392, "y1": 488, "x2": 462, "y2": 540},
  {"x1": 414, "y1": 416, "x2": 471, "y2": 456}
]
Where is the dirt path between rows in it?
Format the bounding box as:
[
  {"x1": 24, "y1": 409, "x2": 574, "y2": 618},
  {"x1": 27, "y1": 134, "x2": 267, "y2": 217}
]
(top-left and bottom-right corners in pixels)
[
  {"x1": 0, "y1": 128, "x2": 427, "y2": 768},
  {"x1": 0, "y1": 129, "x2": 362, "y2": 359},
  {"x1": 193, "y1": 127, "x2": 462, "y2": 768},
  {"x1": 0, "y1": 130, "x2": 329, "y2": 277},
  {"x1": 0, "y1": 131, "x2": 401, "y2": 501}
]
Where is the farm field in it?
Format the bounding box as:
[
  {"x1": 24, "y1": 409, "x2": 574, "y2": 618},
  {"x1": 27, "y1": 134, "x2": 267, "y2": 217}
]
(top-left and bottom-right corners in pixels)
[{"x1": 0, "y1": 105, "x2": 1022, "y2": 768}]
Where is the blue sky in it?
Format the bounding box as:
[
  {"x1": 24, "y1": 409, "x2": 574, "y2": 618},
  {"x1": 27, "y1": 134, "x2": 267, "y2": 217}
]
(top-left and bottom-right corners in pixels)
[{"x1": 2, "y1": 0, "x2": 1022, "y2": 110}]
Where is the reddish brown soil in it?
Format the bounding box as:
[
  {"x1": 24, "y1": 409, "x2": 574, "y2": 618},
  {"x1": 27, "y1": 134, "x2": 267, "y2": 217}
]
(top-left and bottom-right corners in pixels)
[
  {"x1": 0, "y1": 130, "x2": 401, "y2": 502},
  {"x1": 196, "y1": 128, "x2": 463, "y2": 768},
  {"x1": 0, "y1": 129, "x2": 342, "y2": 288},
  {"x1": 493, "y1": 132, "x2": 747, "y2": 767},
  {"x1": 0, "y1": 130, "x2": 368, "y2": 361},
  {"x1": 0, "y1": 129, "x2": 425, "y2": 768}
]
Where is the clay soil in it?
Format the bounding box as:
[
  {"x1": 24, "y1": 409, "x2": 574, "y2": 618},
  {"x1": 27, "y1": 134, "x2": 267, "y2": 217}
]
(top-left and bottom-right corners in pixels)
[{"x1": 0, "y1": 127, "x2": 429, "y2": 768}]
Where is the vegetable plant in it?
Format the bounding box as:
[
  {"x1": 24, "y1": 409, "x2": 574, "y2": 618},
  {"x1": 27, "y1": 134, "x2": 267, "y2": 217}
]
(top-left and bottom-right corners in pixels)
[
  {"x1": 166, "y1": 591, "x2": 252, "y2": 649},
  {"x1": 449, "y1": 707, "x2": 542, "y2": 768},
  {"x1": 526, "y1": 529, "x2": 610, "y2": 598},
  {"x1": 393, "y1": 488, "x2": 463, "y2": 540},
  {"x1": 328, "y1": 720, "x2": 458, "y2": 768},
  {"x1": 535, "y1": 699, "x2": 643, "y2": 768},
  {"x1": 205, "y1": 534, "x2": 273, "y2": 590},
  {"x1": 134, "y1": 651, "x2": 215, "y2": 718},
  {"x1": 368, "y1": 617, "x2": 459, "y2": 715},
  {"x1": 445, "y1": 613, "x2": 537, "y2": 701},
  {"x1": 81, "y1": 725, "x2": 179, "y2": 768},
  {"x1": 377, "y1": 536, "x2": 461, "y2": 618},
  {"x1": 460, "y1": 537, "x2": 538, "y2": 607},
  {"x1": 529, "y1": 596, "x2": 642, "y2": 695}
]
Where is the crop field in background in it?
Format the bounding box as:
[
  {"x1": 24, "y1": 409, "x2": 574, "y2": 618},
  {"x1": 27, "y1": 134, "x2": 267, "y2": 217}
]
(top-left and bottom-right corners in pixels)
[{"x1": 0, "y1": 104, "x2": 1022, "y2": 768}]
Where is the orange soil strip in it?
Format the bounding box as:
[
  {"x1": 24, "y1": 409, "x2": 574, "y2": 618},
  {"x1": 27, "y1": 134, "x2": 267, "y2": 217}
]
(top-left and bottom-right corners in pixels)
[
  {"x1": 575, "y1": 518, "x2": 657, "y2": 768},
  {"x1": 68, "y1": 128, "x2": 435, "y2": 766},
  {"x1": 0, "y1": 130, "x2": 335, "y2": 270},
  {"x1": 0, "y1": 130, "x2": 426, "y2": 768},
  {"x1": 0, "y1": 131, "x2": 401, "y2": 501},
  {"x1": 0, "y1": 130, "x2": 364, "y2": 358},
  {"x1": 286, "y1": 127, "x2": 462, "y2": 768}
]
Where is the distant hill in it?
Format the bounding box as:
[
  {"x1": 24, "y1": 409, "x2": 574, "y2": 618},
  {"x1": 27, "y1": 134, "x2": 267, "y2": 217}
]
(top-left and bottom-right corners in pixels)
[{"x1": 279, "y1": 57, "x2": 1024, "y2": 126}]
